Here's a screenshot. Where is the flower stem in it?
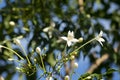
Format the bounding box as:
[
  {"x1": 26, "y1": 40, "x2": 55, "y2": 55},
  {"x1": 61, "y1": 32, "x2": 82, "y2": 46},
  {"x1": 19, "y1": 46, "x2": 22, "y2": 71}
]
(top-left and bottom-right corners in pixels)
[
  {"x1": 1, "y1": 45, "x2": 24, "y2": 60},
  {"x1": 18, "y1": 44, "x2": 31, "y2": 65},
  {"x1": 40, "y1": 54, "x2": 46, "y2": 73},
  {"x1": 70, "y1": 38, "x2": 95, "y2": 55},
  {"x1": 62, "y1": 43, "x2": 67, "y2": 57}
]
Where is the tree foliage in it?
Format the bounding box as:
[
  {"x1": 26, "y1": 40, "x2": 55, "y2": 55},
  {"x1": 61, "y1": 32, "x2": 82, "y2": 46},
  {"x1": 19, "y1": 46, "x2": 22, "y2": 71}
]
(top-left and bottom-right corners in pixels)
[{"x1": 0, "y1": 0, "x2": 120, "y2": 80}]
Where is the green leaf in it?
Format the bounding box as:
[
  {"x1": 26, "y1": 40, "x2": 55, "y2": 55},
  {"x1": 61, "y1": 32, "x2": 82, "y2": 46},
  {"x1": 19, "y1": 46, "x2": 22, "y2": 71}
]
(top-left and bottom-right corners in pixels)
[
  {"x1": 78, "y1": 73, "x2": 90, "y2": 80},
  {"x1": 103, "y1": 68, "x2": 118, "y2": 76}
]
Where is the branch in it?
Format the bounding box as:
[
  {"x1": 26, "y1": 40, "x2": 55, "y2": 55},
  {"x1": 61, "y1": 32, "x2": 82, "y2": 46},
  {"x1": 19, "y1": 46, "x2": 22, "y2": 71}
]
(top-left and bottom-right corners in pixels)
[
  {"x1": 87, "y1": 54, "x2": 109, "y2": 74},
  {"x1": 78, "y1": 0, "x2": 84, "y2": 12}
]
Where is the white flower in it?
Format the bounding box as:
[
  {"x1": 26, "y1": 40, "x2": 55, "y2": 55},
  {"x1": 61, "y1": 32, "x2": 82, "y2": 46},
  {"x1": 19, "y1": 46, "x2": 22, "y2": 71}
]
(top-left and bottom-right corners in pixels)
[
  {"x1": 43, "y1": 22, "x2": 55, "y2": 38},
  {"x1": 61, "y1": 31, "x2": 79, "y2": 47},
  {"x1": 43, "y1": 22, "x2": 55, "y2": 32},
  {"x1": 95, "y1": 31, "x2": 105, "y2": 46}
]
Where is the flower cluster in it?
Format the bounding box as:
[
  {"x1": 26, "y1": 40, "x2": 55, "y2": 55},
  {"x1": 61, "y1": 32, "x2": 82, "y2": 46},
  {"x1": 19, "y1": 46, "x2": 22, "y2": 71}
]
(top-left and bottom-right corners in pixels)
[
  {"x1": 0, "y1": 30, "x2": 106, "y2": 80},
  {"x1": 61, "y1": 30, "x2": 105, "y2": 47}
]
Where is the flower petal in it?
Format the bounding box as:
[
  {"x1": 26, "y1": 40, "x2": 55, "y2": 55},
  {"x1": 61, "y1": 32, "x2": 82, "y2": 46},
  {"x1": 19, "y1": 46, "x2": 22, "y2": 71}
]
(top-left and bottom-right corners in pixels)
[
  {"x1": 98, "y1": 40, "x2": 103, "y2": 46},
  {"x1": 43, "y1": 27, "x2": 49, "y2": 32},
  {"x1": 68, "y1": 31, "x2": 74, "y2": 38},
  {"x1": 97, "y1": 38, "x2": 105, "y2": 46},
  {"x1": 71, "y1": 38, "x2": 79, "y2": 42},
  {"x1": 61, "y1": 37, "x2": 68, "y2": 41},
  {"x1": 68, "y1": 31, "x2": 71, "y2": 36},
  {"x1": 99, "y1": 38, "x2": 105, "y2": 42},
  {"x1": 99, "y1": 31, "x2": 103, "y2": 37},
  {"x1": 67, "y1": 41, "x2": 72, "y2": 47}
]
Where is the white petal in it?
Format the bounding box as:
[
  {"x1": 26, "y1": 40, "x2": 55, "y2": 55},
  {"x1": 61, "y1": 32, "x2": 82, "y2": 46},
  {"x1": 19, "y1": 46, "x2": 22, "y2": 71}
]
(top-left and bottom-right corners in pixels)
[
  {"x1": 68, "y1": 31, "x2": 74, "y2": 37},
  {"x1": 99, "y1": 38, "x2": 105, "y2": 42},
  {"x1": 99, "y1": 31, "x2": 103, "y2": 37},
  {"x1": 0, "y1": 45, "x2": 2, "y2": 48},
  {"x1": 67, "y1": 41, "x2": 72, "y2": 47},
  {"x1": 72, "y1": 38, "x2": 79, "y2": 42},
  {"x1": 68, "y1": 31, "x2": 71, "y2": 35},
  {"x1": 51, "y1": 22, "x2": 55, "y2": 27},
  {"x1": 98, "y1": 41, "x2": 103, "y2": 46},
  {"x1": 0, "y1": 45, "x2": 2, "y2": 52},
  {"x1": 61, "y1": 37, "x2": 68, "y2": 41},
  {"x1": 68, "y1": 31, "x2": 74, "y2": 40},
  {"x1": 43, "y1": 27, "x2": 49, "y2": 32},
  {"x1": 97, "y1": 38, "x2": 105, "y2": 46},
  {"x1": 71, "y1": 31, "x2": 74, "y2": 36}
]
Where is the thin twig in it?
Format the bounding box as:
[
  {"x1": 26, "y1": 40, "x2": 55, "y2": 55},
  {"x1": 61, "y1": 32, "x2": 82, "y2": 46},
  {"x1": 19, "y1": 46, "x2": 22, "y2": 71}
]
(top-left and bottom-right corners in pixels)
[{"x1": 87, "y1": 54, "x2": 109, "y2": 73}]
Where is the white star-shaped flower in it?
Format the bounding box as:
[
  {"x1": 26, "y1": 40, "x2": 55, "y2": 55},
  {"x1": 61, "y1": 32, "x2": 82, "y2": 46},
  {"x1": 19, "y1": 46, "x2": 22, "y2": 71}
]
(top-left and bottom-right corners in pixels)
[
  {"x1": 61, "y1": 31, "x2": 79, "y2": 47},
  {"x1": 43, "y1": 22, "x2": 55, "y2": 38},
  {"x1": 95, "y1": 31, "x2": 105, "y2": 46}
]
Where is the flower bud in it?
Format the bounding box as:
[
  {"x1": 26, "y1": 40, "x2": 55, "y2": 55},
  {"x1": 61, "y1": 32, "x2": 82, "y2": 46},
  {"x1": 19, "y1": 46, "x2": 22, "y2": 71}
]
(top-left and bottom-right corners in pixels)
[
  {"x1": 86, "y1": 76, "x2": 91, "y2": 79},
  {"x1": 16, "y1": 67, "x2": 21, "y2": 70},
  {"x1": 64, "y1": 75, "x2": 70, "y2": 80},
  {"x1": 86, "y1": 14, "x2": 91, "y2": 18},
  {"x1": 8, "y1": 58, "x2": 14, "y2": 61},
  {"x1": 51, "y1": 22, "x2": 55, "y2": 27},
  {"x1": 73, "y1": 62, "x2": 78, "y2": 68},
  {"x1": 9, "y1": 21, "x2": 15, "y2": 26},
  {"x1": 34, "y1": 59, "x2": 37, "y2": 62},
  {"x1": 70, "y1": 55, "x2": 75, "y2": 60},
  {"x1": 78, "y1": 37, "x2": 83, "y2": 43},
  {"x1": 57, "y1": 65, "x2": 61, "y2": 70},
  {"x1": 65, "y1": 58, "x2": 68, "y2": 61},
  {"x1": 36, "y1": 47, "x2": 41, "y2": 53},
  {"x1": 72, "y1": 52, "x2": 77, "y2": 55},
  {"x1": 13, "y1": 39, "x2": 21, "y2": 45}
]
